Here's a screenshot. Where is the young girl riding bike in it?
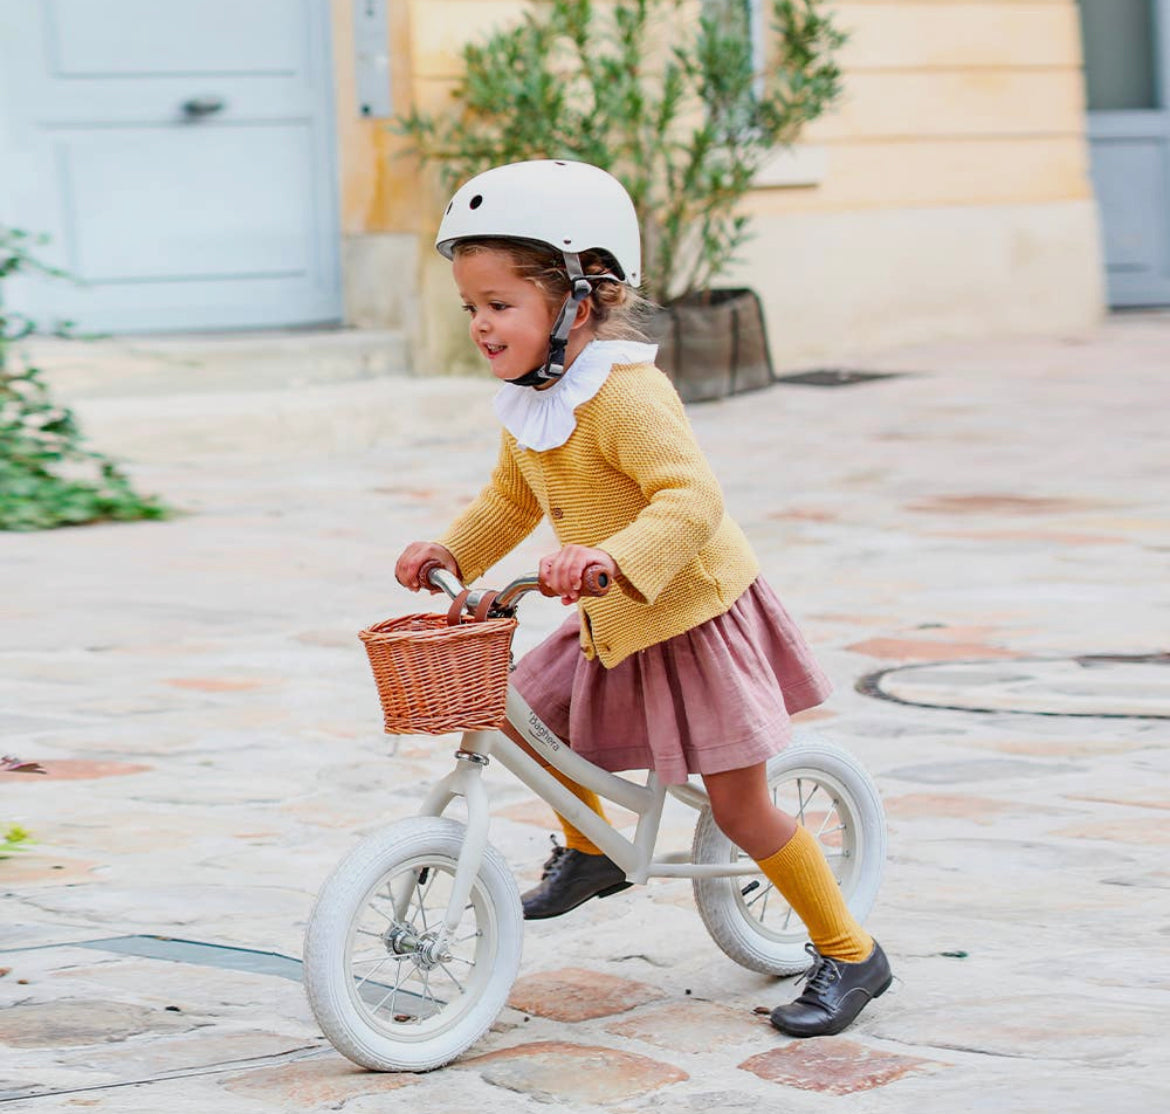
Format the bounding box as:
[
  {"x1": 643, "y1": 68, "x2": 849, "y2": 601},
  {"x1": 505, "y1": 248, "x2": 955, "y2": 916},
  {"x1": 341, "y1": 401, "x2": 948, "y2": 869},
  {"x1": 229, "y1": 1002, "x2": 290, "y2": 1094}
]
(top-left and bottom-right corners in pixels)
[{"x1": 395, "y1": 159, "x2": 892, "y2": 1037}]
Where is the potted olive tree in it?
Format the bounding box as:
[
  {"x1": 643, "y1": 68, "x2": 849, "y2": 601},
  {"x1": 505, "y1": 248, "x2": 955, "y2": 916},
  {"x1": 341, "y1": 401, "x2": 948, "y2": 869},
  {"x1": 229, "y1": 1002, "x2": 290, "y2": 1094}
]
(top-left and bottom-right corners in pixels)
[{"x1": 394, "y1": 0, "x2": 845, "y2": 401}]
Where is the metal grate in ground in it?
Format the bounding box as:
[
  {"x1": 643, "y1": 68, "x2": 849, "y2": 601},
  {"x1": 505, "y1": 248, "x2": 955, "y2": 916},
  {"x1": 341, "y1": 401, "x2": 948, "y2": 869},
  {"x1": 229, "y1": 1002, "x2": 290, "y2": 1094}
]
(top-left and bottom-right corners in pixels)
[{"x1": 772, "y1": 369, "x2": 905, "y2": 387}]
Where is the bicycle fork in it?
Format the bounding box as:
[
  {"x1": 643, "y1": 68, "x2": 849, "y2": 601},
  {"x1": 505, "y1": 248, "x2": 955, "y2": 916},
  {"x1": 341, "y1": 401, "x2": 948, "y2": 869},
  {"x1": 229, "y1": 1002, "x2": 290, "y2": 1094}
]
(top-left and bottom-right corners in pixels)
[{"x1": 413, "y1": 730, "x2": 496, "y2": 943}]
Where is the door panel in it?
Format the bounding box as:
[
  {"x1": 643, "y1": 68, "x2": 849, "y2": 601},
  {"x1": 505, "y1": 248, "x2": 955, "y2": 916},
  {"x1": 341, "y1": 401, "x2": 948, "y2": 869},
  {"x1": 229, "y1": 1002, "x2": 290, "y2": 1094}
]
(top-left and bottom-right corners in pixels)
[
  {"x1": 1080, "y1": 0, "x2": 1170, "y2": 306},
  {"x1": 1089, "y1": 131, "x2": 1168, "y2": 276},
  {"x1": 48, "y1": 0, "x2": 305, "y2": 76},
  {"x1": 62, "y1": 126, "x2": 315, "y2": 280},
  {"x1": 0, "y1": 0, "x2": 341, "y2": 333}
]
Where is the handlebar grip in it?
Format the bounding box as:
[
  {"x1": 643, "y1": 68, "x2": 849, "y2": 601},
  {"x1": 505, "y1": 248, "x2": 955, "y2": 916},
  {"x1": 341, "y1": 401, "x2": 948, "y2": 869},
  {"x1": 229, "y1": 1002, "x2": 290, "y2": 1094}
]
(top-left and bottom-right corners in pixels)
[
  {"x1": 417, "y1": 558, "x2": 446, "y2": 590},
  {"x1": 540, "y1": 564, "x2": 611, "y2": 598},
  {"x1": 580, "y1": 565, "x2": 611, "y2": 597}
]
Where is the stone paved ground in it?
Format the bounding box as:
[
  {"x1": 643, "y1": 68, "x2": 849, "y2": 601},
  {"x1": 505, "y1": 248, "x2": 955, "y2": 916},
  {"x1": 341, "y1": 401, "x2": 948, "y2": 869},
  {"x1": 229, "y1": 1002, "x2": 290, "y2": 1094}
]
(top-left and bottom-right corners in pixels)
[{"x1": 2, "y1": 314, "x2": 1168, "y2": 1112}]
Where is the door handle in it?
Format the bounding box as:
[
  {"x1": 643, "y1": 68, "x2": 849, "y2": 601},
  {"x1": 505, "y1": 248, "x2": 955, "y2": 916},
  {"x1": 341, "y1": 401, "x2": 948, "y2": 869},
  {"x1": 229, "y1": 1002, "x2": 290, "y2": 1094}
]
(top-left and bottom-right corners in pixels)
[{"x1": 181, "y1": 96, "x2": 226, "y2": 119}]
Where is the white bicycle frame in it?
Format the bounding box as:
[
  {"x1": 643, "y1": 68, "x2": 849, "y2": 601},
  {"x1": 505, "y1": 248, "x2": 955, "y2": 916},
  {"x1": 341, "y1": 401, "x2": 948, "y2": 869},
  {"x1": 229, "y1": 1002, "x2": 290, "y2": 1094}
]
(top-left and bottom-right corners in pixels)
[{"x1": 416, "y1": 684, "x2": 759, "y2": 941}]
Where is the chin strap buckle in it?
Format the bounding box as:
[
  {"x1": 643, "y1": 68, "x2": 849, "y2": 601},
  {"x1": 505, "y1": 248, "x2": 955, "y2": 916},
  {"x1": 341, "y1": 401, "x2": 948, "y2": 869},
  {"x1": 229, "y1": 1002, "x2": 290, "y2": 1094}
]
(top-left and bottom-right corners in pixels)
[{"x1": 540, "y1": 253, "x2": 591, "y2": 383}]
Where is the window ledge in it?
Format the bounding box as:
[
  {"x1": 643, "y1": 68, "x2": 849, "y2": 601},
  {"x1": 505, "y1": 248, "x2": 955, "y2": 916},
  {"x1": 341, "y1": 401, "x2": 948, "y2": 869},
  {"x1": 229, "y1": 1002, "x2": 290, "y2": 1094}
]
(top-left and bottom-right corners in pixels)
[{"x1": 754, "y1": 145, "x2": 828, "y2": 189}]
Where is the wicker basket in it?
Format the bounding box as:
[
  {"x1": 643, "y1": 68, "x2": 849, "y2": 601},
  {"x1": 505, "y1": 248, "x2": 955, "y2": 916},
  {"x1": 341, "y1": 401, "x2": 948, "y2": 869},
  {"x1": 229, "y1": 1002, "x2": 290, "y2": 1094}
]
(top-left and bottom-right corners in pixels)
[{"x1": 359, "y1": 613, "x2": 517, "y2": 735}]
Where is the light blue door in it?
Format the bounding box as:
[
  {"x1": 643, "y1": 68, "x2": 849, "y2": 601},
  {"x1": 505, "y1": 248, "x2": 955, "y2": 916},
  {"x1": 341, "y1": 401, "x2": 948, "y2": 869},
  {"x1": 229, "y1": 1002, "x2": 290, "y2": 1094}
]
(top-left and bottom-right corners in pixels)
[
  {"x1": 1079, "y1": 0, "x2": 1170, "y2": 306},
  {"x1": 0, "y1": 0, "x2": 342, "y2": 332}
]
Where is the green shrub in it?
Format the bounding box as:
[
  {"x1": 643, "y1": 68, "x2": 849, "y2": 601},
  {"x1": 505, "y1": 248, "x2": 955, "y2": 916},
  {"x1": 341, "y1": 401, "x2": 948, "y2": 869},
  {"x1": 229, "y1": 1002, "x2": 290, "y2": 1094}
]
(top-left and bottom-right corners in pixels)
[{"x1": 1, "y1": 227, "x2": 169, "y2": 531}]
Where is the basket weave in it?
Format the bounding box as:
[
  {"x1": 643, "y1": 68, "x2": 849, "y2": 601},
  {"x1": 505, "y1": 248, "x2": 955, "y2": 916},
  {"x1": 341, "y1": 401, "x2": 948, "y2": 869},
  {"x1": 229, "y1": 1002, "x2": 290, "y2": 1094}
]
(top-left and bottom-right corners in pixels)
[{"x1": 359, "y1": 613, "x2": 517, "y2": 735}]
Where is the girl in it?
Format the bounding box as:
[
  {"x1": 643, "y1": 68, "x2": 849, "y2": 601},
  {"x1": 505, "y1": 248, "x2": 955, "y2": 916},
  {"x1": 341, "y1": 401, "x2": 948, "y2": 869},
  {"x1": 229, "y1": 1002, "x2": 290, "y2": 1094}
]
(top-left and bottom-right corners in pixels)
[{"x1": 395, "y1": 159, "x2": 891, "y2": 1038}]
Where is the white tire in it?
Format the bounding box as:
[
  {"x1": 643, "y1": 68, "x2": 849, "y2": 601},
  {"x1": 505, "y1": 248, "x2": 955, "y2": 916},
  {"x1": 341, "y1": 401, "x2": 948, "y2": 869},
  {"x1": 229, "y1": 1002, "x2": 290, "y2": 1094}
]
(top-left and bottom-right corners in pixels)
[
  {"x1": 692, "y1": 735, "x2": 886, "y2": 976},
  {"x1": 303, "y1": 816, "x2": 523, "y2": 1071}
]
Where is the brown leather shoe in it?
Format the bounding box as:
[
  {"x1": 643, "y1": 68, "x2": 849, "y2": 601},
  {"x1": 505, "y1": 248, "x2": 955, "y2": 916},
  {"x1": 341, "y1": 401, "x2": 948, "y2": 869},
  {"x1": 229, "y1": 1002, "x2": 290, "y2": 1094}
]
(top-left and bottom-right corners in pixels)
[
  {"x1": 770, "y1": 942, "x2": 892, "y2": 1037},
  {"x1": 521, "y1": 842, "x2": 631, "y2": 920}
]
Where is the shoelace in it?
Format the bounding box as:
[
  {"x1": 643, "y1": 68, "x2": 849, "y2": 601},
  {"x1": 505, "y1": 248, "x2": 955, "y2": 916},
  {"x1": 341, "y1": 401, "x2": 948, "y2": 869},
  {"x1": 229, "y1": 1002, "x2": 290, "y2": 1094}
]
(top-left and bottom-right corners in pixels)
[
  {"x1": 798, "y1": 942, "x2": 842, "y2": 997},
  {"x1": 539, "y1": 836, "x2": 568, "y2": 880}
]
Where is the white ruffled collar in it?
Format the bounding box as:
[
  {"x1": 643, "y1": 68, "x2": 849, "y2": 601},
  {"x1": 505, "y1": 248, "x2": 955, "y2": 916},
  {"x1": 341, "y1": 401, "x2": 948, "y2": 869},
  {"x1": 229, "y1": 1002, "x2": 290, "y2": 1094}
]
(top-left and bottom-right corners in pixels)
[{"x1": 493, "y1": 340, "x2": 658, "y2": 451}]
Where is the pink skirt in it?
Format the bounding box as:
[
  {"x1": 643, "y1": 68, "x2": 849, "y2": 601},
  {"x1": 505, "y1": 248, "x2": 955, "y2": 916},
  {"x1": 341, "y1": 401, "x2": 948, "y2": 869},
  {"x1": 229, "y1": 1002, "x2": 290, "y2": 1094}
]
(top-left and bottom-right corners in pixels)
[{"x1": 510, "y1": 578, "x2": 832, "y2": 785}]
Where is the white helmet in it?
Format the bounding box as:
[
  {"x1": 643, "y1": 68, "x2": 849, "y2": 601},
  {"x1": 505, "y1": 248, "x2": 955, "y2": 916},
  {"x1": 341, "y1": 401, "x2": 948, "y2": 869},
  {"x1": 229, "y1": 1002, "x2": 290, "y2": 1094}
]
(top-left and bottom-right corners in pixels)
[{"x1": 435, "y1": 159, "x2": 641, "y2": 287}]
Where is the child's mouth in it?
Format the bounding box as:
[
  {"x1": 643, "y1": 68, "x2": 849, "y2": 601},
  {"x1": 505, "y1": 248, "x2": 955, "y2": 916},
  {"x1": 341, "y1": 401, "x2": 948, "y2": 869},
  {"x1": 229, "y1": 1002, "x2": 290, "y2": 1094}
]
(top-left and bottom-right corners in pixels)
[{"x1": 484, "y1": 343, "x2": 506, "y2": 359}]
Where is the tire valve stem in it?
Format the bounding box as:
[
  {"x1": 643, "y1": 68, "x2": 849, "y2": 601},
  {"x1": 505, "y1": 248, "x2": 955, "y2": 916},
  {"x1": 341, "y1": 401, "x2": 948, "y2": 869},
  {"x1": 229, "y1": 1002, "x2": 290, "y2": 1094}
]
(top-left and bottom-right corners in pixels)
[
  {"x1": 417, "y1": 868, "x2": 430, "y2": 885},
  {"x1": 741, "y1": 880, "x2": 761, "y2": 897}
]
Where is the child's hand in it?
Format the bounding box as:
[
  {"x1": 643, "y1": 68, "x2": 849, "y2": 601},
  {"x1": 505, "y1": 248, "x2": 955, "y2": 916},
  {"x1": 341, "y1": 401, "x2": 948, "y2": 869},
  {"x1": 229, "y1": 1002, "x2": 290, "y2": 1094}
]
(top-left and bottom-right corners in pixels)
[
  {"x1": 395, "y1": 542, "x2": 460, "y2": 593},
  {"x1": 540, "y1": 545, "x2": 618, "y2": 604}
]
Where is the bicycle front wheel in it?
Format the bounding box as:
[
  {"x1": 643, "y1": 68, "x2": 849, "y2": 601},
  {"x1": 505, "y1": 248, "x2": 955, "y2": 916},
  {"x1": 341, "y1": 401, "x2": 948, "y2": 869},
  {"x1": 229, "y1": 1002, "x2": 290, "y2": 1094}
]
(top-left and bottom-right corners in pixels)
[
  {"x1": 691, "y1": 738, "x2": 886, "y2": 976},
  {"x1": 303, "y1": 816, "x2": 523, "y2": 1071}
]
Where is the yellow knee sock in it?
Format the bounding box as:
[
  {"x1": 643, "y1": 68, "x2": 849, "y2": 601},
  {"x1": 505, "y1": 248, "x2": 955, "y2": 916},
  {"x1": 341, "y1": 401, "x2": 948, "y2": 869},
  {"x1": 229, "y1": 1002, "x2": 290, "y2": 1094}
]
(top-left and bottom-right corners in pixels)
[
  {"x1": 756, "y1": 826, "x2": 873, "y2": 963},
  {"x1": 546, "y1": 765, "x2": 607, "y2": 855}
]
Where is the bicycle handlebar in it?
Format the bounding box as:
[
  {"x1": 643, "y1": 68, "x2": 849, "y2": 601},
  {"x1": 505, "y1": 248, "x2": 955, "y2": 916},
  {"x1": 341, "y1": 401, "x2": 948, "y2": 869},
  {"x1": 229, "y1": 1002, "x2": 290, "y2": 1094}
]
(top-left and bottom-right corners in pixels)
[
  {"x1": 417, "y1": 559, "x2": 463, "y2": 598},
  {"x1": 417, "y1": 558, "x2": 610, "y2": 616}
]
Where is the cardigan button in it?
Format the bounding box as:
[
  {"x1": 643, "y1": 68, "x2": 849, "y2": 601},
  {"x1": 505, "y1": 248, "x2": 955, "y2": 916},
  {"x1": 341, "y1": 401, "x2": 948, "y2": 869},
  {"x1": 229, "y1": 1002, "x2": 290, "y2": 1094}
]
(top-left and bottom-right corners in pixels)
[{"x1": 550, "y1": 506, "x2": 564, "y2": 519}]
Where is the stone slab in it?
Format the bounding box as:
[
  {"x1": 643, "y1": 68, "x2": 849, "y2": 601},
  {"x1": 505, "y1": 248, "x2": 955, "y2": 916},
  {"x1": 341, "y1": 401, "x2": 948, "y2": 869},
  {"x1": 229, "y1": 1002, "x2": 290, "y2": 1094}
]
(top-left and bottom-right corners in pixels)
[
  {"x1": 739, "y1": 1037, "x2": 936, "y2": 1094},
  {"x1": 0, "y1": 1000, "x2": 194, "y2": 1048},
  {"x1": 461, "y1": 1040, "x2": 688, "y2": 1104},
  {"x1": 605, "y1": 1000, "x2": 764, "y2": 1053},
  {"x1": 222, "y1": 1055, "x2": 420, "y2": 1105},
  {"x1": 507, "y1": 967, "x2": 667, "y2": 1023}
]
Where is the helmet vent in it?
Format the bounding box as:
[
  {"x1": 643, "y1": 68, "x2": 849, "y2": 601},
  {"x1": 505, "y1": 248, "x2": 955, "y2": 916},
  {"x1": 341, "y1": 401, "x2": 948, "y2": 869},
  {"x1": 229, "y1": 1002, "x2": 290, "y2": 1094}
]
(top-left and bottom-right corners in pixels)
[
  {"x1": 445, "y1": 202, "x2": 453, "y2": 214},
  {"x1": 469, "y1": 194, "x2": 484, "y2": 210}
]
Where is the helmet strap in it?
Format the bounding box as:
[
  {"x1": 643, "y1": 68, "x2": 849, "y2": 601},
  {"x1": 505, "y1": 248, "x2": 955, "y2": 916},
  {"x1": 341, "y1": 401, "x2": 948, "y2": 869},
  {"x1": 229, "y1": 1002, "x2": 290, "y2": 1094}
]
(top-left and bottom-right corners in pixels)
[{"x1": 505, "y1": 252, "x2": 595, "y2": 390}]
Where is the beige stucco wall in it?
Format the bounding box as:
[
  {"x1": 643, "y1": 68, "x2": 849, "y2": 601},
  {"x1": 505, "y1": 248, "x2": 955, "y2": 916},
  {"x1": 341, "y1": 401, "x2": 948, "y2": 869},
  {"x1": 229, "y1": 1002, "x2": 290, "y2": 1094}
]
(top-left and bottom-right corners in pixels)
[
  {"x1": 335, "y1": 0, "x2": 1105, "y2": 369},
  {"x1": 734, "y1": 0, "x2": 1105, "y2": 363}
]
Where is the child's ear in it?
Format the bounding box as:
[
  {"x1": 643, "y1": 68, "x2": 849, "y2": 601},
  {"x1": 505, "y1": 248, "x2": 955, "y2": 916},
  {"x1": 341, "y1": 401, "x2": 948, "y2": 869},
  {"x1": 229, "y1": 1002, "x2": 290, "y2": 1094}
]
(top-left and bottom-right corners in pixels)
[{"x1": 570, "y1": 297, "x2": 594, "y2": 331}]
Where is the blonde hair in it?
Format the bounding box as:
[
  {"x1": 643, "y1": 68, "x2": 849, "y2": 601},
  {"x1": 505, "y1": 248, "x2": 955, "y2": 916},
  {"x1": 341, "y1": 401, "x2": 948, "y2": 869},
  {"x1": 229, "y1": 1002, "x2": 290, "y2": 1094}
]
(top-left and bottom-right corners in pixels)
[{"x1": 452, "y1": 238, "x2": 649, "y2": 340}]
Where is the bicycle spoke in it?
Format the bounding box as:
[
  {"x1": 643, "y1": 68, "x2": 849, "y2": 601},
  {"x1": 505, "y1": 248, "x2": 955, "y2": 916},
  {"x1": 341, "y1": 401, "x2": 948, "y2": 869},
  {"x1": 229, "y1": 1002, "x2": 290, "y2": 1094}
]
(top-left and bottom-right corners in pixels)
[
  {"x1": 745, "y1": 881, "x2": 775, "y2": 910},
  {"x1": 796, "y1": 778, "x2": 809, "y2": 825},
  {"x1": 437, "y1": 961, "x2": 466, "y2": 993},
  {"x1": 354, "y1": 957, "x2": 391, "y2": 991},
  {"x1": 370, "y1": 962, "x2": 405, "y2": 1018},
  {"x1": 420, "y1": 968, "x2": 434, "y2": 1010},
  {"x1": 389, "y1": 875, "x2": 418, "y2": 921},
  {"x1": 364, "y1": 901, "x2": 394, "y2": 925},
  {"x1": 803, "y1": 782, "x2": 825, "y2": 818},
  {"x1": 421, "y1": 869, "x2": 443, "y2": 931},
  {"x1": 813, "y1": 804, "x2": 837, "y2": 837},
  {"x1": 409, "y1": 869, "x2": 439, "y2": 932}
]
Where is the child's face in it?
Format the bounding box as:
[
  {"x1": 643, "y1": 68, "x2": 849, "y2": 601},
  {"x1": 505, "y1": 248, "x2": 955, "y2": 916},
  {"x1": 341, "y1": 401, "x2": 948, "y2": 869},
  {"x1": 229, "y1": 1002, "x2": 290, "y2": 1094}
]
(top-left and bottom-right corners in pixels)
[{"x1": 453, "y1": 251, "x2": 557, "y2": 382}]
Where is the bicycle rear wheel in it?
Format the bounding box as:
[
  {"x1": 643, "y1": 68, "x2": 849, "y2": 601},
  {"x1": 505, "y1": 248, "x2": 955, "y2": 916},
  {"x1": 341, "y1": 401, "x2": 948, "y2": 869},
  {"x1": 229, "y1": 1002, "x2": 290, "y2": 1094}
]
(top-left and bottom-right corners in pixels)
[
  {"x1": 303, "y1": 816, "x2": 523, "y2": 1071},
  {"x1": 691, "y1": 737, "x2": 886, "y2": 976}
]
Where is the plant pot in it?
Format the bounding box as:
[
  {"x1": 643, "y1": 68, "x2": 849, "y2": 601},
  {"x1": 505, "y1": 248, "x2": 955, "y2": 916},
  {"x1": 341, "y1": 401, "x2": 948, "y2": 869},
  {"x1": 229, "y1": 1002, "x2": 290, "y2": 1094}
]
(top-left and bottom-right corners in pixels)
[{"x1": 646, "y1": 288, "x2": 775, "y2": 404}]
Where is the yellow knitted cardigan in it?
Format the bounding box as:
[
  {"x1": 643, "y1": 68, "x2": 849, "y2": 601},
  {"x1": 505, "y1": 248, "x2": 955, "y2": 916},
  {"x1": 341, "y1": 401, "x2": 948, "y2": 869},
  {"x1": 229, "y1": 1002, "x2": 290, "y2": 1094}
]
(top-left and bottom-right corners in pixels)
[{"x1": 439, "y1": 362, "x2": 760, "y2": 668}]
